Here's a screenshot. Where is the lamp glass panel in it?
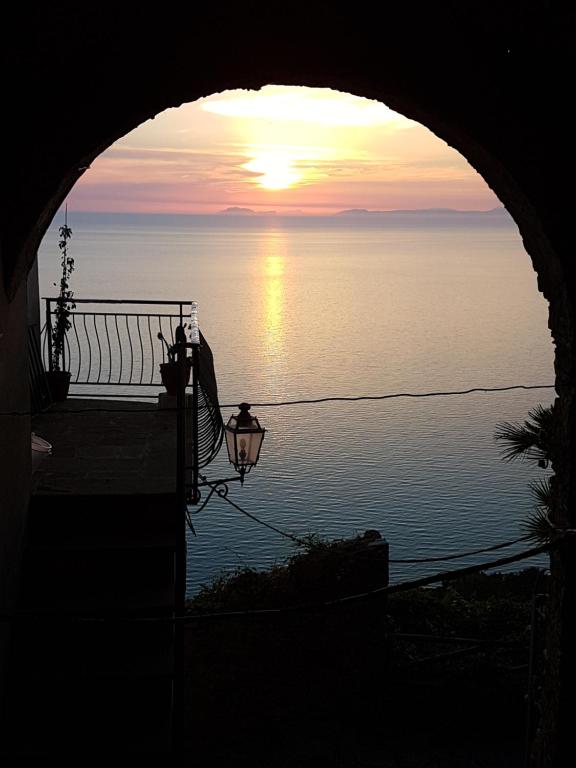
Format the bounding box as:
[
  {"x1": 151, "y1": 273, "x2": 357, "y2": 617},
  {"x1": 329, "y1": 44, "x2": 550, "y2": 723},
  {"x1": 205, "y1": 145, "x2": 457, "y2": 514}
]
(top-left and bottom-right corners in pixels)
[
  {"x1": 239, "y1": 431, "x2": 264, "y2": 465},
  {"x1": 225, "y1": 428, "x2": 237, "y2": 465}
]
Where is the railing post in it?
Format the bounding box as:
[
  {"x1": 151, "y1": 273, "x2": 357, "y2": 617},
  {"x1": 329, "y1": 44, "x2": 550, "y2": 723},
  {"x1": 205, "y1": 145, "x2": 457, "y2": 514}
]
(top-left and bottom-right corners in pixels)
[
  {"x1": 61, "y1": 298, "x2": 66, "y2": 373},
  {"x1": 173, "y1": 328, "x2": 188, "y2": 753},
  {"x1": 188, "y1": 301, "x2": 200, "y2": 504},
  {"x1": 45, "y1": 298, "x2": 54, "y2": 372},
  {"x1": 191, "y1": 343, "x2": 200, "y2": 504},
  {"x1": 175, "y1": 341, "x2": 188, "y2": 538}
]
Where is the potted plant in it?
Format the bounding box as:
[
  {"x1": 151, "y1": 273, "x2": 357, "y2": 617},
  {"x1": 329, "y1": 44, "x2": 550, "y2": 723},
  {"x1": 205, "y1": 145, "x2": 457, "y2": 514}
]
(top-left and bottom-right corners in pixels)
[
  {"x1": 157, "y1": 328, "x2": 191, "y2": 395},
  {"x1": 47, "y1": 215, "x2": 75, "y2": 401}
]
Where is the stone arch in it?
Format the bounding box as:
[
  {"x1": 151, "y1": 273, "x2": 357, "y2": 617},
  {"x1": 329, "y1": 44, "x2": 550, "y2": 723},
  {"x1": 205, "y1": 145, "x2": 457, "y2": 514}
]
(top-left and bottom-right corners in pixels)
[
  {"x1": 10, "y1": 75, "x2": 571, "y2": 361},
  {"x1": 3, "y1": 8, "x2": 574, "y2": 764},
  {"x1": 11, "y1": 51, "x2": 573, "y2": 473}
]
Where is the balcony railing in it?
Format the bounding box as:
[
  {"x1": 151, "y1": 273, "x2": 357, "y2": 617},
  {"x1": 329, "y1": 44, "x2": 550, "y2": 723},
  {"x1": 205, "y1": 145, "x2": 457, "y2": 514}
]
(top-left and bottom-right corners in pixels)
[{"x1": 42, "y1": 298, "x2": 192, "y2": 388}]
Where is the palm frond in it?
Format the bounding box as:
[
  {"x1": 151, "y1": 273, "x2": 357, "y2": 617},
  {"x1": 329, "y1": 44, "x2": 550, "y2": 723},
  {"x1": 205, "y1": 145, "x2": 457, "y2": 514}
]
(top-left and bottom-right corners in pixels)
[
  {"x1": 523, "y1": 506, "x2": 555, "y2": 544},
  {"x1": 530, "y1": 476, "x2": 554, "y2": 511},
  {"x1": 522, "y1": 477, "x2": 555, "y2": 544},
  {"x1": 494, "y1": 404, "x2": 554, "y2": 464}
]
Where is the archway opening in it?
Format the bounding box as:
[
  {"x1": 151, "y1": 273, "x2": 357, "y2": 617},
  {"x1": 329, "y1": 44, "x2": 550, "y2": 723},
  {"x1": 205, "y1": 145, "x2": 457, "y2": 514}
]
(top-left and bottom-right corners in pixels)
[
  {"x1": 36, "y1": 85, "x2": 555, "y2": 586},
  {"x1": 29, "y1": 85, "x2": 558, "y2": 761}
]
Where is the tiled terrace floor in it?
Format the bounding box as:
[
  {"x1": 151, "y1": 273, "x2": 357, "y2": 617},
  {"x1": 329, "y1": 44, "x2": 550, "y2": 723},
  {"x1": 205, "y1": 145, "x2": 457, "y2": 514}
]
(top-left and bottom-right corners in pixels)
[{"x1": 32, "y1": 397, "x2": 177, "y2": 495}]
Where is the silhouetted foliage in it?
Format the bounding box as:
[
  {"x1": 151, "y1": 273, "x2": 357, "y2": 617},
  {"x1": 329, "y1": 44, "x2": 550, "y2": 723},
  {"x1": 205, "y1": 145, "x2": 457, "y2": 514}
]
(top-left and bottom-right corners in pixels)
[
  {"x1": 188, "y1": 531, "x2": 387, "y2": 614},
  {"x1": 185, "y1": 545, "x2": 545, "y2": 764},
  {"x1": 494, "y1": 404, "x2": 554, "y2": 466},
  {"x1": 51, "y1": 221, "x2": 75, "y2": 371},
  {"x1": 495, "y1": 404, "x2": 556, "y2": 543}
]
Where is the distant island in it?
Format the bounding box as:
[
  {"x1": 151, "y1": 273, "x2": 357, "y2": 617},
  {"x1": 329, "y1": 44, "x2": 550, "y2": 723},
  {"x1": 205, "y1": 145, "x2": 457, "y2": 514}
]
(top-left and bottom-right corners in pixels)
[
  {"x1": 219, "y1": 207, "x2": 277, "y2": 215},
  {"x1": 336, "y1": 207, "x2": 507, "y2": 216},
  {"x1": 215, "y1": 206, "x2": 509, "y2": 216}
]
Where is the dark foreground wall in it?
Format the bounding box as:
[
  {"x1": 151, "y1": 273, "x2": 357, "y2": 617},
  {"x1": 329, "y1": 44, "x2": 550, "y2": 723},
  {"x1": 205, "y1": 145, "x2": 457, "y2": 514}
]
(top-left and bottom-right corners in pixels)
[
  {"x1": 0, "y1": 280, "x2": 29, "y2": 685},
  {"x1": 1, "y1": 5, "x2": 575, "y2": 764}
]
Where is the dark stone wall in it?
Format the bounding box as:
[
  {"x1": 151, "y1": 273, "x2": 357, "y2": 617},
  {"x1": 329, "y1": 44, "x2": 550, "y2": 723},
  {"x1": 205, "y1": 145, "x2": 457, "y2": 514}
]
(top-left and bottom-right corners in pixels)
[
  {"x1": 0, "y1": 279, "x2": 29, "y2": 688},
  {"x1": 1, "y1": 5, "x2": 574, "y2": 763},
  {"x1": 26, "y1": 258, "x2": 40, "y2": 329}
]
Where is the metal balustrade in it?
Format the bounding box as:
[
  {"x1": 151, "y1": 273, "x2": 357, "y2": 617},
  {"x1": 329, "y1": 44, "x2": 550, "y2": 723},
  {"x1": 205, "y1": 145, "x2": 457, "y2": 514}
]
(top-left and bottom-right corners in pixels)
[{"x1": 42, "y1": 298, "x2": 191, "y2": 387}]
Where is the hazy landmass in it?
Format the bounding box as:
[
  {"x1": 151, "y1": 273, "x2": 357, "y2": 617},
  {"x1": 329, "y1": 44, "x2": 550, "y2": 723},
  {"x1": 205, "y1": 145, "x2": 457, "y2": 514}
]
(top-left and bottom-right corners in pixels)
[
  {"x1": 49, "y1": 208, "x2": 514, "y2": 230},
  {"x1": 219, "y1": 207, "x2": 277, "y2": 215},
  {"x1": 219, "y1": 207, "x2": 256, "y2": 215},
  {"x1": 218, "y1": 206, "x2": 508, "y2": 216},
  {"x1": 336, "y1": 207, "x2": 507, "y2": 216}
]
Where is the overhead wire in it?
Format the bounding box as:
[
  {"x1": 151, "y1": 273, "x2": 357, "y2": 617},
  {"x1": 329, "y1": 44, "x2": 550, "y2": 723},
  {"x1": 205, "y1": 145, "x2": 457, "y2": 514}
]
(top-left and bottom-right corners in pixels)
[
  {"x1": 195, "y1": 479, "x2": 539, "y2": 563},
  {"x1": 388, "y1": 534, "x2": 533, "y2": 563},
  {"x1": 0, "y1": 382, "x2": 555, "y2": 417},
  {"x1": 2, "y1": 380, "x2": 557, "y2": 622},
  {"x1": 196, "y1": 474, "x2": 306, "y2": 545},
  {"x1": 0, "y1": 538, "x2": 555, "y2": 625},
  {"x1": 3, "y1": 383, "x2": 555, "y2": 562},
  {"x1": 221, "y1": 383, "x2": 555, "y2": 409}
]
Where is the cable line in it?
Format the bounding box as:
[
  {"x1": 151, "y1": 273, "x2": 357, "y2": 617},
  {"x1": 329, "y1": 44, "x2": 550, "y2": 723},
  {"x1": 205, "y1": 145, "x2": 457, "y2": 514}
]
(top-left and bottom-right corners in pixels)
[
  {"x1": 196, "y1": 482, "x2": 541, "y2": 565},
  {"x1": 0, "y1": 382, "x2": 555, "y2": 417},
  {"x1": 185, "y1": 540, "x2": 552, "y2": 621},
  {"x1": 197, "y1": 475, "x2": 306, "y2": 545},
  {"x1": 0, "y1": 539, "x2": 554, "y2": 625},
  {"x1": 221, "y1": 383, "x2": 555, "y2": 408},
  {"x1": 388, "y1": 534, "x2": 532, "y2": 563}
]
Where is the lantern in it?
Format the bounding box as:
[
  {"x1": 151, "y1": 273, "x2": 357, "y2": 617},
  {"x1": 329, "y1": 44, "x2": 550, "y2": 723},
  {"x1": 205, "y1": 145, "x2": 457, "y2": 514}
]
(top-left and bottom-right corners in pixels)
[{"x1": 225, "y1": 403, "x2": 265, "y2": 482}]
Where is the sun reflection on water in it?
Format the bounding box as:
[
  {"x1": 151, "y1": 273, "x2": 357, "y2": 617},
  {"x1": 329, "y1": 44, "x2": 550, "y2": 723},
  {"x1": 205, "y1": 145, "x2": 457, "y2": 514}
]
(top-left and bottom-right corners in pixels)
[{"x1": 259, "y1": 233, "x2": 288, "y2": 390}]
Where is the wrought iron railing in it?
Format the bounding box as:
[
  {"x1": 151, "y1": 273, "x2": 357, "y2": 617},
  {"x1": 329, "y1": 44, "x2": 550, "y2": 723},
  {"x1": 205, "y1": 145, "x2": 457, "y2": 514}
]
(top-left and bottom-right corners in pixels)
[
  {"x1": 28, "y1": 324, "x2": 51, "y2": 412},
  {"x1": 42, "y1": 298, "x2": 191, "y2": 387}
]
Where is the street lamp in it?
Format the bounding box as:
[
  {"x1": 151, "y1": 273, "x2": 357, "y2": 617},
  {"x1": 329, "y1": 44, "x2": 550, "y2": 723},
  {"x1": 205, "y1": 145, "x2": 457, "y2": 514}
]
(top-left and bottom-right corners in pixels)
[{"x1": 225, "y1": 403, "x2": 266, "y2": 484}]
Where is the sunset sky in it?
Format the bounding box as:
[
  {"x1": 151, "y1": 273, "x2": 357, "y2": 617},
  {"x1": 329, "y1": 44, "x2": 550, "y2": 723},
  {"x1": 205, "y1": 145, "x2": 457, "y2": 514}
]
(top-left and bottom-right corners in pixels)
[{"x1": 70, "y1": 86, "x2": 500, "y2": 215}]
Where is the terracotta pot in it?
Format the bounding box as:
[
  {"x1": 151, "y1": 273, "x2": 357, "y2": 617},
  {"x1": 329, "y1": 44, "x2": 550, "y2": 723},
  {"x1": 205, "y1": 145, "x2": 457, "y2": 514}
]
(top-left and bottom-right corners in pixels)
[
  {"x1": 160, "y1": 362, "x2": 191, "y2": 396},
  {"x1": 46, "y1": 370, "x2": 71, "y2": 402}
]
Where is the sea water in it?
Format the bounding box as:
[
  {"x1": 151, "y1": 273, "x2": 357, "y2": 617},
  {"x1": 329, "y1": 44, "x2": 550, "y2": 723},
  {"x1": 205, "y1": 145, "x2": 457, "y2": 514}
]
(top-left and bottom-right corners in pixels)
[{"x1": 38, "y1": 211, "x2": 555, "y2": 594}]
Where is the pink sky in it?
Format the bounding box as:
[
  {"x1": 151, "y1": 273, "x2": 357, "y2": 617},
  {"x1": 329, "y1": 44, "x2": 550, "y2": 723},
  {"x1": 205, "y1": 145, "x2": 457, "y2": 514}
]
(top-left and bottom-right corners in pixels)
[{"x1": 69, "y1": 87, "x2": 500, "y2": 215}]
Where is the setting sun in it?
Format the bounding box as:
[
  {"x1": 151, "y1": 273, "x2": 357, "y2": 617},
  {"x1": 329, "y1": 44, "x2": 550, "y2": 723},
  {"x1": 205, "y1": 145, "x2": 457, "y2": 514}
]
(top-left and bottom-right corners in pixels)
[{"x1": 243, "y1": 151, "x2": 302, "y2": 190}]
